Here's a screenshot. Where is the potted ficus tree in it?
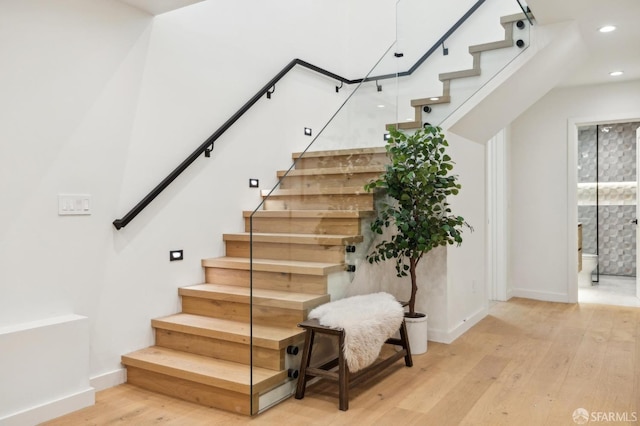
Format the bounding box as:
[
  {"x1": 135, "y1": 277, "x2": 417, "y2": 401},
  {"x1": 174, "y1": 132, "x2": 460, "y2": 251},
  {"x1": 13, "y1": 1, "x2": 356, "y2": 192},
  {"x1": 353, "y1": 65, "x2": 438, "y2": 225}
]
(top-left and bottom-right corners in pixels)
[{"x1": 364, "y1": 125, "x2": 472, "y2": 353}]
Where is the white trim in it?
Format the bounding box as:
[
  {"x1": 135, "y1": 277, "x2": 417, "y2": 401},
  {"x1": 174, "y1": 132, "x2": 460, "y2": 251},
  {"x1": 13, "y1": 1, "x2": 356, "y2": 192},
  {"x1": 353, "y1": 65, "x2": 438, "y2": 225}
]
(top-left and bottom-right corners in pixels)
[
  {"x1": 637, "y1": 128, "x2": 640, "y2": 299},
  {"x1": 567, "y1": 112, "x2": 640, "y2": 304},
  {"x1": 0, "y1": 387, "x2": 94, "y2": 426},
  {"x1": 427, "y1": 306, "x2": 487, "y2": 344},
  {"x1": 512, "y1": 288, "x2": 570, "y2": 303},
  {"x1": 90, "y1": 368, "x2": 127, "y2": 392},
  {"x1": 259, "y1": 380, "x2": 297, "y2": 413},
  {"x1": 567, "y1": 119, "x2": 579, "y2": 303},
  {"x1": 487, "y1": 129, "x2": 509, "y2": 301}
]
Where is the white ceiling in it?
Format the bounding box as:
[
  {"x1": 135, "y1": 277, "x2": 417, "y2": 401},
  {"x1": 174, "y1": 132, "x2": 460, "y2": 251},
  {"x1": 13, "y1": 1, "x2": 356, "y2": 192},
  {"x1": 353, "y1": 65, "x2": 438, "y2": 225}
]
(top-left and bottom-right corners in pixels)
[
  {"x1": 526, "y1": 0, "x2": 640, "y2": 87},
  {"x1": 118, "y1": 0, "x2": 205, "y2": 16},
  {"x1": 117, "y1": 0, "x2": 638, "y2": 88}
]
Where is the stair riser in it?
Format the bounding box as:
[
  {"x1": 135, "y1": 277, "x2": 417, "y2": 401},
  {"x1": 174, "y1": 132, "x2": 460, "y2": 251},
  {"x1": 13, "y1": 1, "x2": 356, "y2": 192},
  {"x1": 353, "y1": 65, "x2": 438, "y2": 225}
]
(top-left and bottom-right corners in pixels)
[
  {"x1": 182, "y1": 296, "x2": 306, "y2": 327},
  {"x1": 245, "y1": 217, "x2": 362, "y2": 235},
  {"x1": 225, "y1": 241, "x2": 345, "y2": 263},
  {"x1": 204, "y1": 268, "x2": 328, "y2": 294},
  {"x1": 155, "y1": 329, "x2": 284, "y2": 371},
  {"x1": 126, "y1": 366, "x2": 256, "y2": 415},
  {"x1": 294, "y1": 153, "x2": 388, "y2": 170},
  {"x1": 263, "y1": 194, "x2": 374, "y2": 211},
  {"x1": 278, "y1": 172, "x2": 381, "y2": 190}
]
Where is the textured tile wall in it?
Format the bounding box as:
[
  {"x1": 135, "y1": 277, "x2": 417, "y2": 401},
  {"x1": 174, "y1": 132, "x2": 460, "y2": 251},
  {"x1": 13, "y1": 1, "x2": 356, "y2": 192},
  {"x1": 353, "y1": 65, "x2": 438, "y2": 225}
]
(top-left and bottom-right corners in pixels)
[{"x1": 577, "y1": 121, "x2": 640, "y2": 276}]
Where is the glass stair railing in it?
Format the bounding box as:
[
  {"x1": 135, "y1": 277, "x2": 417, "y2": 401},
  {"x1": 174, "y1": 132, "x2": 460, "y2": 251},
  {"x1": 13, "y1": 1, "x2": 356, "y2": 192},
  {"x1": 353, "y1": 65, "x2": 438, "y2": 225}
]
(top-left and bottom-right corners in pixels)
[{"x1": 244, "y1": 0, "x2": 533, "y2": 415}]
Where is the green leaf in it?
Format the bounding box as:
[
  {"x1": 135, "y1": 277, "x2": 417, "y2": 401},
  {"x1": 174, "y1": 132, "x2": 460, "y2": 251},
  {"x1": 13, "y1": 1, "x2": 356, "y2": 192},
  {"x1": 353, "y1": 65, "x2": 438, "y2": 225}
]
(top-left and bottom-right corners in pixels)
[{"x1": 366, "y1": 125, "x2": 472, "y2": 288}]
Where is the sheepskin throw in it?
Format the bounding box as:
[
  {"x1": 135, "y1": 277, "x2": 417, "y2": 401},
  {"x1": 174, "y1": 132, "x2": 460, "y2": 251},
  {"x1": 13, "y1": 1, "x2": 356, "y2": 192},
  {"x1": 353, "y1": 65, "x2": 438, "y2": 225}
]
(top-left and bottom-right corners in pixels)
[{"x1": 308, "y1": 292, "x2": 404, "y2": 372}]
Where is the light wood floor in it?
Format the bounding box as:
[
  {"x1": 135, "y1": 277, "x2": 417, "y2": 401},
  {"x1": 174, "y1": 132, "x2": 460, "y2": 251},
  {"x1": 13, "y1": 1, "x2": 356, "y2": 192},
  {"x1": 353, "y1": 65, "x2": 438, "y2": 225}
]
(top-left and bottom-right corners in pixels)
[{"x1": 44, "y1": 298, "x2": 640, "y2": 425}]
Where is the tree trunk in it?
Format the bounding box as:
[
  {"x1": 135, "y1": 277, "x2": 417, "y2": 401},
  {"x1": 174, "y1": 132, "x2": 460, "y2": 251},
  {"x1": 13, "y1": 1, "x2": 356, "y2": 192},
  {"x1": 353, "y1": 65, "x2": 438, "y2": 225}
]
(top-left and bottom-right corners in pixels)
[{"x1": 408, "y1": 257, "x2": 418, "y2": 315}]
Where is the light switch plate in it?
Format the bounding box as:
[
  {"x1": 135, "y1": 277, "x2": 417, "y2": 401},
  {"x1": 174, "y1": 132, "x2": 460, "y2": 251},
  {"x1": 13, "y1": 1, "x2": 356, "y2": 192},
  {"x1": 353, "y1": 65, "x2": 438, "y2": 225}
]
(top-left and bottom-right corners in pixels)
[{"x1": 58, "y1": 194, "x2": 91, "y2": 215}]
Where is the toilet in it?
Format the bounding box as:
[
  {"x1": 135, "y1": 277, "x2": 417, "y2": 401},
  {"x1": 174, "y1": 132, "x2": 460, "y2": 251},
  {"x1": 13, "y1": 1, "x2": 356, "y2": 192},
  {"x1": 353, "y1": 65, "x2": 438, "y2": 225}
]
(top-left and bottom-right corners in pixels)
[{"x1": 579, "y1": 254, "x2": 598, "y2": 287}]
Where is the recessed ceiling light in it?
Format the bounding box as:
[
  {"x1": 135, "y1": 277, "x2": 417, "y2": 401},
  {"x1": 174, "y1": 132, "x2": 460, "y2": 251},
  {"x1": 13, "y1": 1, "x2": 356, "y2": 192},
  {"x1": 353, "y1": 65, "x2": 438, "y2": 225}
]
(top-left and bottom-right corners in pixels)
[
  {"x1": 599, "y1": 25, "x2": 616, "y2": 33},
  {"x1": 377, "y1": 104, "x2": 385, "y2": 108},
  {"x1": 609, "y1": 71, "x2": 624, "y2": 77}
]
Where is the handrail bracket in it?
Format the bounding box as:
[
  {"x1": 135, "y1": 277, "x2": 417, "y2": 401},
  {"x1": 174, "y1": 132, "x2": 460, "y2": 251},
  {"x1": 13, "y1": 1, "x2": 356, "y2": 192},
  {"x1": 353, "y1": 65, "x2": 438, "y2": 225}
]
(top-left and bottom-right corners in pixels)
[{"x1": 204, "y1": 142, "x2": 215, "y2": 158}]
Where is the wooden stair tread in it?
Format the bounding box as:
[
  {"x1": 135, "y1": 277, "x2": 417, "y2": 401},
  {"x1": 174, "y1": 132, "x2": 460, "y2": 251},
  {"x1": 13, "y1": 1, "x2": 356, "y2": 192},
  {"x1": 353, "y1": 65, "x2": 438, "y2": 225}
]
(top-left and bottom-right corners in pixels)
[
  {"x1": 410, "y1": 95, "x2": 452, "y2": 107},
  {"x1": 201, "y1": 256, "x2": 344, "y2": 275},
  {"x1": 276, "y1": 165, "x2": 386, "y2": 177},
  {"x1": 439, "y1": 67, "x2": 481, "y2": 81},
  {"x1": 292, "y1": 147, "x2": 386, "y2": 159},
  {"x1": 179, "y1": 283, "x2": 331, "y2": 309},
  {"x1": 223, "y1": 232, "x2": 363, "y2": 245},
  {"x1": 122, "y1": 346, "x2": 285, "y2": 395},
  {"x1": 261, "y1": 186, "x2": 368, "y2": 197},
  {"x1": 469, "y1": 39, "x2": 513, "y2": 53},
  {"x1": 152, "y1": 313, "x2": 304, "y2": 349},
  {"x1": 387, "y1": 121, "x2": 422, "y2": 131},
  {"x1": 243, "y1": 209, "x2": 374, "y2": 218},
  {"x1": 501, "y1": 12, "x2": 533, "y2": 24}
]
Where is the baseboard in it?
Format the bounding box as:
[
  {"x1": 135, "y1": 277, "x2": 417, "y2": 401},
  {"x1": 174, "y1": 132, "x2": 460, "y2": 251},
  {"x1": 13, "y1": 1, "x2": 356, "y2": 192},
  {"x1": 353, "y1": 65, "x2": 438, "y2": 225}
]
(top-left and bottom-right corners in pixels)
[
  {"x1": 258, "y1": 379, "x2": 297, "y2": 413},
  {"x1": 427, "y1": 306, "x2": 488, "y2": 344},
  {"x1": 427, "y1": 326, "x2": 451, "y2": 344},
  {"x1": 511, "y1": 288, "x2": 570, "y2": 303},
  {"x1": 506, "y1": 288, "x2": 514, "y2": 301},
  {"x1": 90, "y1": 368, "x2": 127, "y2": 392},
  {"x1": 0, "y1": 387, "x2": 94, "y2": 426}
]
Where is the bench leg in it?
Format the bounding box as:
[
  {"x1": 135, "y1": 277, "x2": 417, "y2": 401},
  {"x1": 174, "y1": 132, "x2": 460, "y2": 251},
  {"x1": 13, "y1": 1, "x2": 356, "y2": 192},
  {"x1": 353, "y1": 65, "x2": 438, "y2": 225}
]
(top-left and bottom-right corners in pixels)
[
  {"x1": 399, "y1": 319, "x2": 413, "y2": 367},
  {"x1": 338, "y1": 330, "x2": 349, "y2": 411},
  {"x1": 295, "y1": 328, "x2": 315, "y2": 400}
]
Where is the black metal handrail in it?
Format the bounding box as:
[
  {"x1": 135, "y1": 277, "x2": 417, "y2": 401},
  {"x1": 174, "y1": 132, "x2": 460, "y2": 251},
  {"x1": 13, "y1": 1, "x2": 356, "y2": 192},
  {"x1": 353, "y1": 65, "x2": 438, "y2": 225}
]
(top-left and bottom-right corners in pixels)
[{"x1": 113, "y1": 0, "x2": 486, "y2": 230}]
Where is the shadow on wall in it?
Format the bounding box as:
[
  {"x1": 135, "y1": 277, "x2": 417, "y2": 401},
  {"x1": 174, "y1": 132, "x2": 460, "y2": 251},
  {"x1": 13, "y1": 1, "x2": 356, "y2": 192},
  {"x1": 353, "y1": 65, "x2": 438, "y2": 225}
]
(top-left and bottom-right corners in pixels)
[{"x1": 346, "y1": 210, "x2": 447, "y2": 329}]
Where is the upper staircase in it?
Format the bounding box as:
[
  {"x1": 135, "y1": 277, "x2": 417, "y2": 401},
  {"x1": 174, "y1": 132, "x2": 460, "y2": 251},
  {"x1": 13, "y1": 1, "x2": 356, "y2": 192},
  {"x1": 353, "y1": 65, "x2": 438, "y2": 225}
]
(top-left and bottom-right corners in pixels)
[{"x1": 389, "y1": 12, "x2": 533, "y2": 131}]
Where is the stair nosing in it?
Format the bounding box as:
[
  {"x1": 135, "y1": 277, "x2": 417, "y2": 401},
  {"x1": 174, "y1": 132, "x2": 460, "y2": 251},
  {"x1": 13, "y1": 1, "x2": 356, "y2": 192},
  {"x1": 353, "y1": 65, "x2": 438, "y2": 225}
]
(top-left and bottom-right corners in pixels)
[
  {"x1": 439, "y1": 67, "x2": 481, "y2": 82},
  {"x1": 276, "y1": 165, "x2": 386, "y2": 177},
  {"x1": 179, "y1": 282, "x2": 332, "y2": 310},
  {"x1": 152, "y1": 313, "x2": 304, "y2": 349},
  {"x1": 223, "y1": 232, "x2": 363, "y2": 245},
  {"x1": 122, "y1": 346, "x2": 284, "y2": 394},
  {"x1": 500, "y1": 12, "x2": 533, "y2": 24},
  {"x1": 261, "y1": 186, "x2": 369, "y2": 197},
  {"x1": 292, "y1": 147, "x2": 386, "y2": 159},
  {"x1": 410, "y1": 95, "x2": 452, "y2": 107},
  {"x1": 469, "y1": 39, "x2": 513, "y2": 53},
  {"x1": 243, "y1": 209, "x2": 374, "y2": 218},
  {"x1": 201, "y1": 256, "x2": 344, "y2": 276}
]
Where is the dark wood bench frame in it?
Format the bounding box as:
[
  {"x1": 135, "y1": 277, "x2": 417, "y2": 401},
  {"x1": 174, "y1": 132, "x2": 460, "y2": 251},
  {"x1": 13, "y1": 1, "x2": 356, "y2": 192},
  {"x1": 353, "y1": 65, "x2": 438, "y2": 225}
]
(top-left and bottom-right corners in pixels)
[{"x1": 294, "y1": 317, "x2": 413, "y2": 410}]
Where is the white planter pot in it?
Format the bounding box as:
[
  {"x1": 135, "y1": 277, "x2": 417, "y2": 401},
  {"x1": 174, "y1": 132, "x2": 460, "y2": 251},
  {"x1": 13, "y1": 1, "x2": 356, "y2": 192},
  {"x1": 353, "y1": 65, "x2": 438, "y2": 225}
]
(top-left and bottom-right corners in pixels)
[{"x1": 405, "y1": 314, "x2": 428, "y2": 355}]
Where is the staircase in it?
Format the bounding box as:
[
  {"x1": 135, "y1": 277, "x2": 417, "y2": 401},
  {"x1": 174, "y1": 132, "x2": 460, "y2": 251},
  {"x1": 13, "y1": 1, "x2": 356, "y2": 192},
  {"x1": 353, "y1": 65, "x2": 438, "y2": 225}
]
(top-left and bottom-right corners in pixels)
[
  {"x1": 389, "y1": 12, "x2": 533, "y2": 131},
  {"x1": 121, "y1": 10, "x2": 534, "y2": 417},
  {"x1": 121, "y1": 147, "x2": 388, "y2": 415}
]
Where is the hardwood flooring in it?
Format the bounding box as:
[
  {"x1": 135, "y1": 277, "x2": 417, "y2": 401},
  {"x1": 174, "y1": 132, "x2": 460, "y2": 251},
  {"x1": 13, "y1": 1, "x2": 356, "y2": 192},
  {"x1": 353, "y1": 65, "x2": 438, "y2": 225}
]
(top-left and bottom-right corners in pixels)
[{"x1": 43, "y1": 298, "x2": 640, "y2": 425}]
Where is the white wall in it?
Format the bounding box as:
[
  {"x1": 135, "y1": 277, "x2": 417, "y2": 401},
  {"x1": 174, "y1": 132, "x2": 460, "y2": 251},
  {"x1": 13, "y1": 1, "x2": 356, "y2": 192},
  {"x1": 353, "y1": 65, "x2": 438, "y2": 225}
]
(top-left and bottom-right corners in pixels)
[
  {"x1": 0, "y1": 0, "x2": 402, "y2": 420},
  {"x1": 0, "y1": 0, "x2": 152, "y2": 327},
  {"x1": 0, "y1": 315, "x2": 93, "y2": 425},
  {"x1": 0, "y1": 1, "x2": 152, "y2": 420},
  {"x1": 509, "y1": 80, "x2": 640, "y2": 301},
  {"x1": 445, "y1": 132, "x2": 487, "y2": 342},
  {"x1": 0, "y1": 0, "x2": 551, "y2": 420},
  {"x1": 345, "y1": 130, "x2": 486, "y2": 344}
]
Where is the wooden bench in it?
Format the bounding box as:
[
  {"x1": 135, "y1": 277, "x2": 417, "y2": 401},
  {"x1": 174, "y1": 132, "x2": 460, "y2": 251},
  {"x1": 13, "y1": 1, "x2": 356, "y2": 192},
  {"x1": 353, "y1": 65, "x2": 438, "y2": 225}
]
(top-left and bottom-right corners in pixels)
[{"x1": 294, "y1": 317, "x2": 413, "y2": 411}]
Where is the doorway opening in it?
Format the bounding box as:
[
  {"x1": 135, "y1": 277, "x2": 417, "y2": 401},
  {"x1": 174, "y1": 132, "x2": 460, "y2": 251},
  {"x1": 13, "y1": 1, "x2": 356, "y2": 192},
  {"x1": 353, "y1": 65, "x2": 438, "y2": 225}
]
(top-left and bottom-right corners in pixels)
[{"x1": 576, "y1": 121, "x2": 640, "y2": 307}]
